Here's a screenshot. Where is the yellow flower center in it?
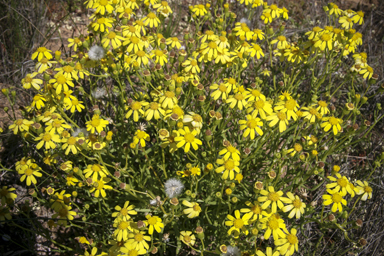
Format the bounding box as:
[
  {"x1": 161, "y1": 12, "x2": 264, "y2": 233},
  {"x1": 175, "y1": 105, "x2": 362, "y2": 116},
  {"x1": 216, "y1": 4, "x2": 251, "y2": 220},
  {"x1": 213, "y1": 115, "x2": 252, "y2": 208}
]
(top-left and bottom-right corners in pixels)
[
  {"x1": 118, "y1": 221, "x2": 129, "y2": 230},
  {"x1": 92, "y1": 164, "x2": 102, "y2": 172},
  {"x1": 136, "y1": 131, "x2": 147, "y2": 139},
  {"x1": 43, "y1": 133, "x2": 52, "y2": 142},
  {"x1": 197, "y1": 4, "x2": 204, "y2": 9},
  {"x1": 313, "y1": 26, "x2": 322, "y2": 32},
  {"x1": 97, "y1": 18, "x2": 106, "y2": 24},
  {"x1": 328, "y1": 117, "x2": 339, "y2": 125},
  {"x1": 227, "y1": 78, "x2": 236, "y2": 85},
  {"x1": 321, "y1": 33, "x2": 331, "y2": 41},
  {"x1": 337, "y1": 178, "x2": 348, "y2": 187},
  {"x1": 184, "y1": 133, "x2": 195, "y2": 143},
  {"x1": 364, "y1": 186, "x2": 372, "y2": 193},
  {"x1": 268, "y1": 218, "x2": 279, "y2": 230},
  {"x1": 224, "y1": 159, "x2": 235, "y2": 170},
  {"x1": 127, "y1": 250, "x2": 138, "y2": 256},
  {"x1": 173, "y1": 106, "x2": 184, "y2": 116},
  {"x1": 24, "y1": 76, "x2": 33, "y2": 83},
  {"x1": 67, "y1": 137, "x2": 77, "y2": 145},
  {"x1": 251, "y1": 90, "x2": 261, "y2": 97},
  {"x1": 171, "y1": 37, "x2": 179, "y2": 42},
  {"x1": 130, "y1": 37, "x2": 140, "y2": 45},
  {"x1": 367, "y1": 66, "x2": 373, "y2": 73},
  {"x1": 192, "y1": 114, "x2": 202, "y2": 122},
  {"x1": 268, "y1": 192, "x2": 280, "y2": 202},
  {"x1": 193, "y1": 204, "x2": 201, "y2": 212},
  {"x1": 331, "y1": 193, "x2": 342, "y2": 203},
  {"x1": 131, "y1": 101, "x2": 141, "y2": 110},
  {"x1": 208, "y1": 42, "x2": 217, "y2": 49},
  {"x1": 72, "y1": 99, "x2": 80, "y2": 106},
  {"x1": 251, "y1": 205, "x2": 261, "y2": 214},
  {"x1": 99, "y1": 0, "x2": 108, "y2": 6},
  {"x1": 183, "y1": 235, "x2": 192, "y2": 243},
  {"x1": 37, "y1": 47, "x2": 47, "y2": 53},
  {"x1": 150, "y1": 102, "x2": 159, "y2": 110},
  {"x1": 96, "y1": 180, "x2": 104, "y2": 189},
  {"x1": 277, "y1": 112, "x2": 287, "y2": 121},
  {"x1": 91, "y1": 118, "x2": 100, "y2": 127},
  {"x1": 120, "y1": 208, "x2": 128, "y2": 216},
  {"x1": 285, "y1": 99, "x2": 296, "y2": 110},
  {"x1": 154, "y1": 50, "x2": 164, "y2": 57},
  {"x1": 59, "y1": 207, "x2": 68, "y2": 217},
  {"x1": 147, "y1": 12, "x2": 157, "y2": 19},
  {"x1": 219, "y1": 84, "x2": 227, "y2": 92},
  {"x1": 128, "y1": 26, "x2": 136, "y2": 33},
  {"x1": 137, "y1": 50, "x2": 145, "y2": 57},
  {"x1": 165, "y1": 91, "x2": 175, "y2": 98},
  {"x1": 227, "y1": 146, "x2": 237, "y2": 153},
  {"x1": 147, "y1": 216, "x2": 157, "y2": 225},
  {"x1": 247, "y1": 119, "x2": 257, "y2": 129},
  {"x1": 56, "y1": 75, "x2": 67, "y2": 85},
  {"x1": 63, "y1": 65, "x2": 74, "y2": 73},
  {"x1": 134, "y1": 233, "x2": 144, "y2": 242},
  {"x1": 233, "y1": 219, "x2": 244, "y2": 229},
  {"x1": 234, "y1": 93, "x2": 244, "y2": 101},
  {"x1": 190, "y1": 60, "x2": 198, "y2": 66},
  {"x1": 270, "y1": 4, "x2": 278, "y2": 10},
  {"x1": 318, "y1": 100, "x2": 327, "y2": 107},
  {"x1": 219, "y1": 36, "x2": 226, "y2": 42},
  {"x1": 294, "y1": 143, "x2": 302, "y2": 152},
  {"x1": 136, "y1": 20, "x2": 144, "y2": 26},
  {"x1": 287, "y1": 234, "x2": 298, "y2": 244},
  {"x1": 309, "y1": 108, "x2": 318, "y2": 115},
  {"x1": 108, "y1": 31, "x2": 116, "y2": 39},
  {"x1": 52, "y1": 120, "x2": 62, "y2": 128},
  {"x1": 25, "y1": 168, "x2": 33, "y2": 176},
  {"x1": 293, "y1": 199, "x2": 302, "y2": 208},
  {"x1": 15, "y1": 119, "x2": 24, "y2": 126}
]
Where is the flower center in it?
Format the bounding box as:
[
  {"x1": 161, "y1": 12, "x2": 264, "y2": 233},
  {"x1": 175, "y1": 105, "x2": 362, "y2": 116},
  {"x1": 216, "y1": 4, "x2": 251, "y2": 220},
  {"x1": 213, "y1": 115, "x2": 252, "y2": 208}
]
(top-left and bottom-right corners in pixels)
[
  {"x1": 136, "y1": 131, "x2": 146, "y2": 139},
  {"x1": 332, "y1": 193, "x2": 342, "y2": 203},
  {"x1": 233, "y1": 219, "x2": 244, "y2": 229},
  {"x1": 219, "y1": 84, "x2": 227, "y2": 92},
  {"x1": 287, "y1": 234, "x2": 298, "y2": 244},
  {"x1": 193, "y1": 204, "x2": 201, "y2": 212},
  {"x1": 184, "y1": 235, "x2": 192, "y2": 243},
  {"x1": 147, "y1": 216, "x2": 157, "y2": 225},
  {"x1": 192, "y1": 114, "x2": 202, "y2": 122},
  {"x1": 37, "y1": 47, "x2": 47, "y2": 53},
  {"x1": 309, "y1": 108, "x2": 318, "y2": 115},
  {"x1": 227, "y1": 146, "x2": 236, "y2": 153},
  {"x1": 148, "y1": 12, "x2": 156, "y2": 19},
  {"x1": 91, "y1": 119, "x2": 100, "y2": 127},
  {"x1": 92, "y1": 164, "x2": 102, "y2": 172},
  {"x1": 118, "y1": 221, "x2": 129, "y2": 230},
  {"x1": 234, "y1": 93, "x2": 244, "y2": 101},
  {"x1": 131, "y1": 102, "x2": 141, "y2": 110},
  {"x1": 268, "y1": 192, "x2": 279, "y2": 202},
  {"x1": 247, "y1": 119, "x2": 257, "y2": 129},
  {"x1": 268, "y1": 218, "x2": 279, "y2": 229},
  {"x1": 208, "y1": 42, "x2": 217, "y2": 49},
  {"x1": 24, "y1": 76, "x2": 33, "y2": 83},
  {"x1": 120, "y1": 208, "x2": 128, "y2": 216},
  {"x1": 294, "y1": 143, "x2": 302, "y2": 152},
  {"x1": 321, "y1": 34, "x2": 331, "y2": 41},
  {"x1": 228, "y1": 78, "x2": 236, "y2": 85},
  {"x1": 134, "y1": 233, "x2": 144, "y2": 242},
  {"x1": 99, "y1": 0, "x2": 108, "y2": 6},
  {"x1": 108, "y1": 31, "x2": 116, "y2": 39},
  {"x1": 97, "y1": 18, "x2": 106, "y2": 24},
  {"x1": 56, "y1": 75, "x2": 67, "y2": 84},
  {"x1": 329, "y1": 117, "x2": 339, "y2": 125},
  {"x1": 43, "y1": 133, "x2": 52, "y2": 142},
  {"x1": 318, "y1": 101, "x2": 327, "y2": 107},
  {"x1": 270, "y1": 4, "x2": 278, "y2": 10},
  {"x1": 251, "y1": 205, "x2": 261, "y2": 214},
  {"x1": 59, "y1": 208, "x2": 68, "y2": 217},
  {"x1": 137, "y1": 50, "x2": 145, "y2": 57},
  {"x1": 16, "y1": 119, "x2": 24, "y2": 125},
  {"x1": 25, "y1": 168, "x2": 33, "y2": 176},
  {"x1": 165, "y1": 91, "x2": 175, "y2": 98},
  {"x1": 277, "y1": 112, "x2": 286, "y2": 121},
  {"x1": 190, "y1": 60, "x2": 197, "y2": 66},
  {"x1": 150, "y1": 102, "x2": 159, "y2": 110},
  {"x1": 63, "y1": 65, "x2": 74, "y2": 73},
  {"x1": 184, "y1": 133, "x2": 195, "y2": 143},
  {"x1": 53, "y1": 120, "x2": 62, "y2": 128},
  {"x1": 337, "y1": 178, "x2": 348, "y2": 187},
  {"x1": 67, "y1": 137, "x2": 77, "y2": 145},
  {"x1": 285, "y1": 99, "x2": 296, "y2": 110},
  {"x1": 155, "y1": 50, "x2": 164, "y2": 57},
  {"x1": 364, "y1": 186, "x2": 372, "y2": 193},
  {"x1": 293, "y1": 199, "x2": 302, "y2": 208},
  {"x1": 224, "y1": 159, "x2": 235, "y2": 170}
]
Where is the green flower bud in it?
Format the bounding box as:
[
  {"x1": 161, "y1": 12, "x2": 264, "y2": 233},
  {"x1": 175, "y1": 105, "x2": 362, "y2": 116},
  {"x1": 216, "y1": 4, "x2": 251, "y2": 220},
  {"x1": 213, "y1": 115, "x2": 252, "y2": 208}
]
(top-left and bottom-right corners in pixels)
[
  {"x1": 215, "y1": 192, "x2": 222, "y2": 198},
  {"x1": 231, "y1": 197, "x2": 238, "y2": 203},
  {"x1": 191, "y1": 193, "x2": 196, "y2": 199},
  {"x1": 185, "y1": 190, "x2": 192, "y2": 196}
]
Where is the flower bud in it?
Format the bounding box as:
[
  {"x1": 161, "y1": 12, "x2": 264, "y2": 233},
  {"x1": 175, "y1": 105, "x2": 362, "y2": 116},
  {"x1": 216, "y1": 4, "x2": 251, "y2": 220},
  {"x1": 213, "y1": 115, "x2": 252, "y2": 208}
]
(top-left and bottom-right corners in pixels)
[
  {"x1": 195, "y1": 226, "x2": 204, "y2": 239},
  {"x1": 231, "y1": 196, "x2": 238, "y2": 203}
]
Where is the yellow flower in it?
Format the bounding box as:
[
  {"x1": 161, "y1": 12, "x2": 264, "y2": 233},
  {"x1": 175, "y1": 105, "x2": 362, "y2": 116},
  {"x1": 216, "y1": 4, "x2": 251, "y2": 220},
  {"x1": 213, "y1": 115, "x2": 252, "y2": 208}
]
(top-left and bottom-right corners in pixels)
[
  {"x1": 78, "y1": 237, "x2": 90, "y2": 244},
  {"x1": 126, "y1": 100, "x2": 148, "y2": 122},
  {"x1": 151, "y1": 49, "x2": 168, "y2": 66},
  {"x1": 258, "y1": 186, "x2": 289, "y2": 213},
  {"x1": 174, "y1": 126, "x2": 202, "y2": 153},
  {"x1": 35, "y1": 58, "x2": 56, "y2": 73},
  {"x1": 19, "y1": 164, "x2": 42, "y2": 186},
  {"x1": 275, "y1": 228, "x2": 299, "y2": 256},
  {"x1": 143, "y1": 12, "x2": 160, "y2": 28},
  {"x1": 266, "y1": 110, "x2": 289, "y2": 133},
  {"x1": 225, "y1": 210, "x2": 252, "y2": 238},
  {"x1": 190, "y1": 166, "x2": 201, "y2": 176},
  {"x1": 159, "y1": 91, "x2": 178, "y2": 108},
  {"x1": 287, "y1": 143, "x2": 303, "y2": 157},
  {"x1": 301, "y1": 105, "x2": 319, "y2": 123},
  {"x1": 66, "y1": 173, "x2": 79, "y2": 186},
  {"x1": 215, "y1": 158, "x2": 240, "y2": 180},
  {"x1": 166, "y1": 37, "x2": 182, "y2": 49},
  {"x1": 359, "y1": 64, "x2": 374, "y2": 80},
  {"x1": 144, "y1": 215, "x2": 164, "y2": 234},
  {"x1": 260, "y1": 213, "x2": 288, "y2": 240},
  {"x1": 180, "y1": 231, "x2": 196, "y2": 245},
  {"x1": 0, "y1": 206, "x2": 12, "y2": 222},
  {"x1": 266, "y1": 4, "x2": 283, "y2": 18},
  {"x1": 93, "y1": 0, "x2": 114, "y2": 15},
  {"x1": 133, "y1": 130, "x2": 150, "y2": 147},
  {"x1": 274, "y1": 98, "x2": 300, "y2": 121},
  {"x1": 326, "y1": 173, "x2": 354, "y2": 195},
  {"x1": 49, "y1": 73, "x2": 75, "y2": 94},
  {"x1": 45, "y1": 119, "x2": 71, "y2": 134},
  {"x1": 112, "y1": 201, "x2": 137, "y2": 221},
  {"x1": 22, "y1": 72, "x2": 43, "y2": 90},
  {"x1": 249, "y1": 43, "x2": 264, "y2": 59},
  {"x1": 191, "y1": 4, "x2": 207, "y2": 16},
  {"x1": 239, "y1": 115, "x2": 264, "y2": 139},
  {"x1": 317, "y1": 100, "x2": 330, "y2": 115},
  {"x1": 219, "y1": 144, "x2": 241, "y2": 161},
  {"x1": 261, "y1": 10, "x2": 273, "y2": 24},
  {"x1": 352, "y1": 11, "x2": 364, "y2": 25},
  {"x1": 86, "y1": 114, "x2": 109, "y2": 133},
  {"x1": 61, "y1": 136, "x2": 81, "y2": 155},
  {"x1": 282, "y1": 192, "x2": 306, "y2": 219},
  {"x1": 127, "y1": 230, "x2": 151, "y2": 252},
  {"x1": 89, "y1": 177, "x2": 113, "y2": 198},
  {"x1": 240, "y1": 201, "x2": 266, "y2": 221},
  {"x1": 210, "y1": 83, "x2": 231, "y2": 101},
  {"x1": 227, "y1": 92, "x2": 248, "y2": 110},
  {"x1": 52, "y1": 205, "x2": 77, "y2": 226},
  {"x1": 182, "y1": 57, "x2": 201, "y2": 74},
  {"x1": 67, "y1": 37, "x2": 82, "y2": 51},
  {"x1": 144, "y1": 102, "x2": 165, "y2": 121},
  {"x1": 314, "y1": 32, "x2": 333, "y2": 51},
  {"x1": 9, "y1": 119, "x2": 34, "y2": 135},
  {"x1": 153, "y1": 1, "x2": 173, "y2": 14},
  {"x1": 256, "y1": 247, "x2": 280, "y2": 256},
  {"x1": 356, "y1": 180, "x2": 373, "y2": 201},
  {"x1": 67, "y1": 98, "x2": 85, "y2": 113},
  {"x1": 183, "y1": 112, "x2": 203, "y2": 129},
  {"x1": 84, "y1": 163, "x2": 109, "y2": 181},
  {"x1": 339, "y1": 16, "x2": 354, "y2": 29},
  {"x1": 321, "y1": 116, "x2": 342, "y2": 135},
  {"x1": 35, "y1": 130, "x2": 61, "y2": 150},
  {"x1": 160, "y1": 130, "x2": 179, "y2": 153},
  {"x1": 102, "y1": 29, "x2": 125, "y2": 49},
  {"x1": 113, "y1": 219, "x2": 134, "y2": 241},
  {"x1": 271, "y1": 36, "x2": 288, "y2": 49},
  {"x1": 32, "y1": 47, "x2": 52, "y2": 61},
  {"x1": 0, "y1": 186, "x2": 18, "y2": 205},
  {"x1": 91, "y1": 17, "x2": 114, "y2": 32},
  {"x1": 182, "y1": 200, "x2": 202, "y2": 218},
  {"x1": 322, "y1": 189, "x2": 347, "y2": 212}
]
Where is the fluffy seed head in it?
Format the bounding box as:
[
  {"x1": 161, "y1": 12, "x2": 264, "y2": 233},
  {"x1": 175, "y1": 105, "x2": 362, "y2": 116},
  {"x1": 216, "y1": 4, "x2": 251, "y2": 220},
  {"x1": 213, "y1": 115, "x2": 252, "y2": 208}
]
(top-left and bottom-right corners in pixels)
[
  {"x1": 223, "y1": 246, "x2": 241, "y2": 256},
  {"x1": 88, "y1": 45, "x2": 105, "y2": 61},
  {"x1": 164, "y1": 178, "x2": 184, "y2": 198}
]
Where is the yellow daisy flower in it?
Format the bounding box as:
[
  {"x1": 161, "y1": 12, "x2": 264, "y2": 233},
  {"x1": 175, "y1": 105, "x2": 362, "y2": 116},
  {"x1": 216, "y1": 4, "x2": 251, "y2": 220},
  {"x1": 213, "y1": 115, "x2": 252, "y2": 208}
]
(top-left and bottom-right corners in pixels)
[
  {"x1": 239, "y1": 115, "x2": 264, "y2": 139},
  {"x1": 240, "y1": 201, "x2": 266, "y2": 221},
  {"x1": 322, "y1": 189, "x2": 347, "y2": 212},
  {"x1": 282, "y1": 192, "x2": 306, "y2": 219},
  {"x1": 260, "y1": 213, "x2": 288, "y2": 240},
  {"x1": 19, "y1": 164, "x2": 42, "y2": 186},
  {"x1": 180, "y1": 231, "x2": 196, "y2": 246},
  {"x1": 174, "y1": 126, "x2": 202, "y2": 153},
  {"x1": 127, "y1": 230, "x2": 151, "y2": 252},
  {"x1": 144, "y1": 215, "x2": 164, "y2": 234},
  {"x1": 225, "y1": 210, "x2": 252, "y2": 238},
  {"x1": 83, "y1": 163, "x2": 109, "y2": 181},
  {"x1": 215, "y1": 158, "x2": 240, "y2": 180},
  {"x1": 31, "y1": 47, "x2": 52, "y2": 61},
  {"x1": 112, "y1": 201, "x2": 138, "y2": 221},
  {"x1": 133, "y1": 130, "x2": 150, "y2": 147},
  {"x1": 258, "y1": 186, "x2": 289, "y2": 213},
  {"x1": 275, "y1": 228, "x2": 299, "y2": 256},
  {"x1": 9, "y1": 119, "x2": 34, "y2": 135},
  {"x1": 191, "y1": 4, "x2": 207, "y2": 16},
  {"x1": 256, "y1": 247, "x2": 280, "y2": 256},
  {"x1": 35, "y1": 130, "x2": 61, "y2": 150},
  {"x1": 356, "y1": 180, "x2": 373, "y2": 201},
  {"x1": 182, "y1": 200, "x2": 202, "y2": 218},
  {"x1": 22, "y1": 72, "x2": 43, "y2": 90},
  {"x1": 266, "y1": 110, "x2": 289, "y2": 133},
  {"x1": 321, "y1": 116, "x2": 342, "y2": 135},
  {"x1": 89, "y1": 177, "x2": 113, "y2": 198},
  {"x1": 86, "y1": 114, "x2": 109, "y2": 133},
  {"x1": 0, "y1": 186, "x2": 18, "y2": 205}
]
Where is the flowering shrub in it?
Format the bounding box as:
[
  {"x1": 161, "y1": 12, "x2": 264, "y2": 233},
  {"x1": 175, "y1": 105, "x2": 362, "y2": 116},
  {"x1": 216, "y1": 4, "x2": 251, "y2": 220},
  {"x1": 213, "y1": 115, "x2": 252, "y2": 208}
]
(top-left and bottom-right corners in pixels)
[{"x1": 1, "y1": 0, "x2": 383, "y2": 255}]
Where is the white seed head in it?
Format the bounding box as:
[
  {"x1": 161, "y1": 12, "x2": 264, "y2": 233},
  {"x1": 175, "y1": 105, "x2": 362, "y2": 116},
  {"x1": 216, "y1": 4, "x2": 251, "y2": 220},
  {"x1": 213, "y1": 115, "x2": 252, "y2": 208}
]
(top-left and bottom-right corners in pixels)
[
  {"x1": 223, "y1": 246, "x2": 240, "y2": 256},
  {"x1": 164, "y1": 178, "x2": 184, "y2": 198},
  {"x1": 72, "y1": 128, "x2": 88, "y2": 137},
  {"x1": 92, "y1": 87, "x2": 107, "y2": 99},
  {"x1": 88, "y1": 45, "x2": 105, "y2": 61}
]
